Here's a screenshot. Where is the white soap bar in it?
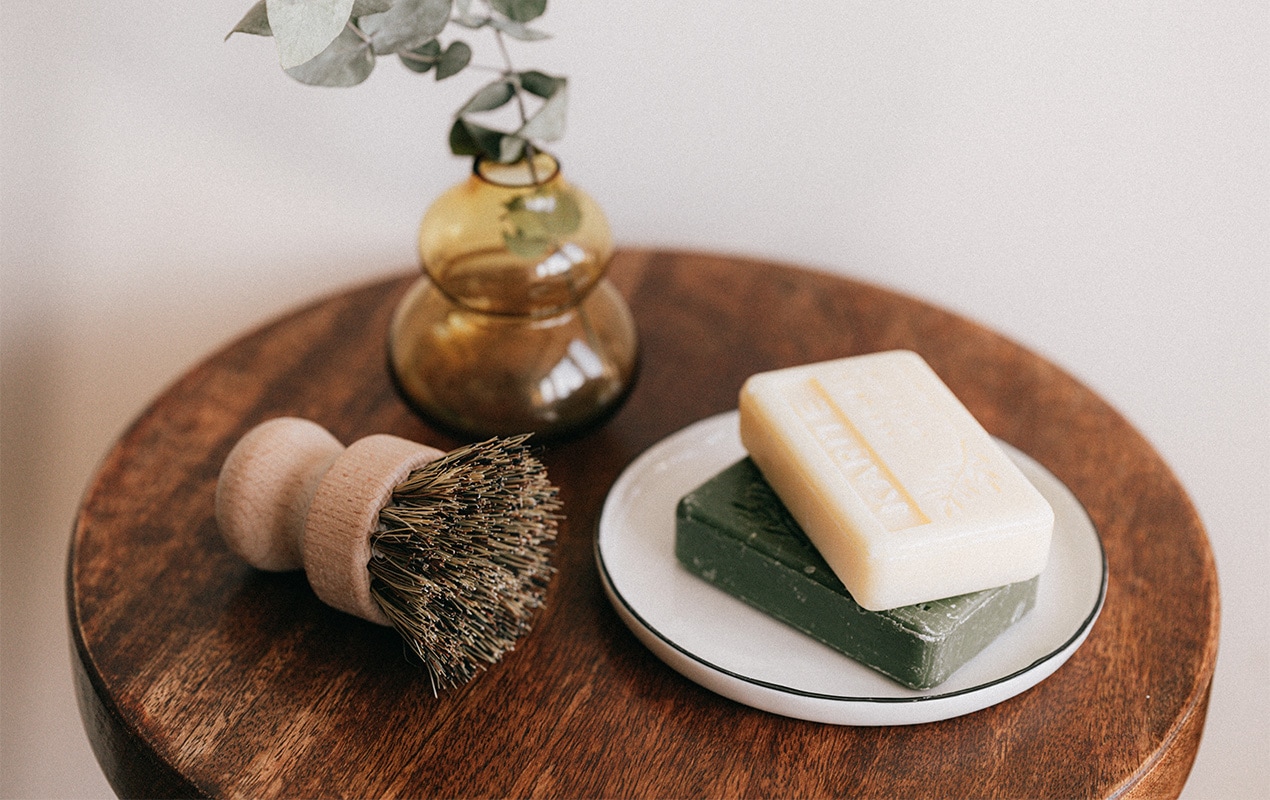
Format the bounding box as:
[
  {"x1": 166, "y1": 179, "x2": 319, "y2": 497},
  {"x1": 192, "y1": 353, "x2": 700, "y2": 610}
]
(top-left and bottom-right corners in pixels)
[{"x1": 738, "y1": 350, "x2": 1054, "y2": 611}]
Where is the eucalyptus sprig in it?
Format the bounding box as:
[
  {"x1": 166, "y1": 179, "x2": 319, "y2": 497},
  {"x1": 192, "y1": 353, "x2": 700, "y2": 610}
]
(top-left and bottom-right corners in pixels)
[{"x1": 228, "y1": 0, "x2": 567, "y2": 165}]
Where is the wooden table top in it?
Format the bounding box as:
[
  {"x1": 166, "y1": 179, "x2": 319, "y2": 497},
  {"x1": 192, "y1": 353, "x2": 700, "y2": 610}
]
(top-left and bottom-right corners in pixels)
[{"x1": 68, "y1": 249, "x2": 1219, "y2": 799}]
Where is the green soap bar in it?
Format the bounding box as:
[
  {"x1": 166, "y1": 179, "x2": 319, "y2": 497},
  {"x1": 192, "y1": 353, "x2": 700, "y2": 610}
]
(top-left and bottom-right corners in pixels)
[{"x1": 675, "y1": 458, "x2": 1039, "y2": 690}]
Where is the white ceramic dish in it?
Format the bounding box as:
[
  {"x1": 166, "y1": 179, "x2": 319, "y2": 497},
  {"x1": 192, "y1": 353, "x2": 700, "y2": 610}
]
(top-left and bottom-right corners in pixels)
[{"x1": 595, "y1": 411, "x2": 1107, "y2": 726}]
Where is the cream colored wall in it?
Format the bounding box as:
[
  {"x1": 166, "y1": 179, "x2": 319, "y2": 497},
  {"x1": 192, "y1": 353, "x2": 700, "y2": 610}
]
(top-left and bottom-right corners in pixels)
[{"x1": 2, "y1": 2, "x2": 1266, "y2": 797}]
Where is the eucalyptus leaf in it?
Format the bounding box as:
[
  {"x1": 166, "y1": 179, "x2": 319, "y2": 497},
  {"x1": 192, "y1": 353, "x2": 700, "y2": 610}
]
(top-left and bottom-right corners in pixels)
[
  {"x1": 498, "y1": 134, "x2": 527, "y2": 163},
  {"x1": 488, "y1": 0, "x2": 547, "y2": 24},
  {"x1": 399, "y1": 38, "x2": 441, "y2": 73},
  {"x1": 228, "y1": 0, "x2": 272, "y2": 38},
  {"x1": 515, "y1": 78, "x2": 566, "y2": 142},
  {"x1": 232, "y1": 0, "x2": 568, "y2": 164},
  {"x1": 505, "y1": 190, "x2": 580, "y2": 238},
  {"x1": 360, "y1": 0, "x2": 450, "y2": 55},
  {"x1": 460, "y1": 79, "x2": 515, "y2": 114},
  {"x1": 487, "y1": 16, "x2": 550, "y2": 41},
  {"x1": 451, "y1": 11, "x2": 489, "y2": 29},
  {"x1": 435, "y1": 41, "x2": 472, "y2": 80},
  {"x1": 447, "y1": 0, "x2": 488, "y2": 28},
  {"x1": 351, "y1": 0, "x2": 393, "y2": 15},
  {"x1": 267, "y1": 0, "x2": 357, "y2": 69},
  {"x1": 502, "y1": 231, "x2": 549, "y2": 259},
  {"x1": 502, "y1": 189, "x2": 581, "y2": 258},
  {"x1": 284, "y1": 24, "x2": 375, "y2": 86},
  {"x1": 545, "y1": 192, "x2": 582, "y2": 235},
  {"x1": 449, "y1": 118, "x2": 480, "y2": 155},
  {"x1": 449, "y1": 118, "x2": 506, "y2": 158},
  {"x1": 518, "y1": 70, "x2": 562, "y2": 98}
]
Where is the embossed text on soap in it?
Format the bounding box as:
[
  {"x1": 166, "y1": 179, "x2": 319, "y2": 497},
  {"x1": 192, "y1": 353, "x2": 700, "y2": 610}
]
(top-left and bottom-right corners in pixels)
[
  {"x1": 853, "y1": 358, "x2": 1010, "y2": 518},
  {"x1": 791, "y1": 380, "x2": 929, "y2": 532},
  {"x1": 831, "y1": 361, "x2": 1006, "y2": 519}
]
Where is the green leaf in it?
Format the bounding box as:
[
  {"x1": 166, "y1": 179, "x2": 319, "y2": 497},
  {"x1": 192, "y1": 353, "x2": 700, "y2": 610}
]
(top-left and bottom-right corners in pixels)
[
  {"x1": 449, "y1": 119, "x2": 506, "y2": 159},
  {"x1": 398, "y1": 38, "x2": 440, "y2": 73},
  {"x1": 267, "y1": 0, "x2": 357, "y2": 69},
  {"x1": 488, "y1": 0, "x2": 546, "y2": 24},
  {"x1": 502, "y1": 231, "x2": 549, "y2": 259},
  {"x1": 435, "y1": 41, "x2": 472, "y2": 80},
  {"x1": 487, "y1": 16, "x2": 549, "y2": 41},
  {"x1": 360, "y1": 0, "x2": 451, "y2": 55},
  {"x1": 460, "y1": 79, "x2": 515, "y2": 114},
  {"x1": 505, "y1": 190, "x2": 581, "y2": 238},
  {"x1": 228, "y1": 1, "x2": 272, "y2": 38},
  {"x1": 518, "y1": 70, "x2": 562, "y2": 98},
  {"x1": 227, "y1": 0, "x2": 387, "y2": 41},
  {"x1": 546, "y1": 192, "x2": 582, "y2": 235},
  {"x1": 498, "y1": 134, "x2": 527, "y2": 163},
  {"x1": 284, "y1": 24, "x2": 375, "y2": 86},
  {"x1": 351, "y1": 0, "x2": 393, "y2": 14},
  {"x1": 448, "y1": 120, "x2": 527, "y2": 163},
  {"x1": 449, "y1": 119, "x2": 480, "y2": 155},
  {"x1": 515, "y1": 77, "x2": 566, "y2": 142},
  {"x1": 451, "y1": 11, "x2": 488, "y2": 29},
  {"x1": 502, "y1": 188, "x2": 581, "y2": 258}
]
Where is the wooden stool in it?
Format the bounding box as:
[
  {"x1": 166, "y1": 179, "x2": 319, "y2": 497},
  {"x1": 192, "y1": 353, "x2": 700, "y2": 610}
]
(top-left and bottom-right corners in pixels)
[{"x1": 68, "y1": 249, "x2": 1218, "y2": 798}]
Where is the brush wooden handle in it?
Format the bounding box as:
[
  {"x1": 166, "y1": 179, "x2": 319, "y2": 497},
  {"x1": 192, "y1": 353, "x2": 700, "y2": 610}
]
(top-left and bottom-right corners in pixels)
[{"x1": 215, "y1": 417, "x2": 444, "y2": 625}]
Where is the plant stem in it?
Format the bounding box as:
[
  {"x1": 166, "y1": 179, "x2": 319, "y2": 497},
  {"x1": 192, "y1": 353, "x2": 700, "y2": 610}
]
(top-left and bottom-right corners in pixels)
[
  {"x1": 490, "y1": 26, "x2": 542, "y2": 185},
  {"x1": 346, "y1": 20, "x2": 371, "y2": 46},
  {"x1": 493, "y1": 32, "x2": 528, "y2": 124}
]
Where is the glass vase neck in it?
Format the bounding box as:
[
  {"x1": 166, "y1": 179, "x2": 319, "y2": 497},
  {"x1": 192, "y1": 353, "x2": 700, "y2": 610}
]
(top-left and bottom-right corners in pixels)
[
  {"x1": 474, "y1": 152, "x2": 560, "y2": 188},
  {"x1": 417, "y1": 151, "x2": 613, "y2": 319}
]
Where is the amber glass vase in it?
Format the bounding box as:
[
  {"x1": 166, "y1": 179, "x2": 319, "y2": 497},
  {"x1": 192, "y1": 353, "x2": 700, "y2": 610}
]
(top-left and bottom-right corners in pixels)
[{"x1": 389, "y1": 153, "x2": 638, "y2": 440}]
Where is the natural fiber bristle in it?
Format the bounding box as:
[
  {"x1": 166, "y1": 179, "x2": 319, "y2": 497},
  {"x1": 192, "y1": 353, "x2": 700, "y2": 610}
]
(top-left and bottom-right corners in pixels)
[{"x1": 367, "y1": 434, "x2": 559, "y2": 693}]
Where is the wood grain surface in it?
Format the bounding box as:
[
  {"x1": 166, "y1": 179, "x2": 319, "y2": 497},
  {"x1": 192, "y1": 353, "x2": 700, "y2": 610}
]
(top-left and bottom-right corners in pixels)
[{"x1": 68, "y1": 249, "x2": 1219, "y2": 799}]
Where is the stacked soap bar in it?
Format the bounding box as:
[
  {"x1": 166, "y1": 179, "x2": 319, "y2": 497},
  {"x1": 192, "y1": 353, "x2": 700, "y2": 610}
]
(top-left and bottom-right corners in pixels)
[
  {"x1": 739, "y1": 350, "x2": 1054, "y2": 611},
  {"x1": 675, "y1": 458, "x2": 1039, "y2": 690}
]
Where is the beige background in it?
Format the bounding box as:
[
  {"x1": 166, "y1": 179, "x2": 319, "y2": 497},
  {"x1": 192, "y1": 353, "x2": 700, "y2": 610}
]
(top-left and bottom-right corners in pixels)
[{"x1": 3, "y1": 1, "x2": 1266, "y2": 796}]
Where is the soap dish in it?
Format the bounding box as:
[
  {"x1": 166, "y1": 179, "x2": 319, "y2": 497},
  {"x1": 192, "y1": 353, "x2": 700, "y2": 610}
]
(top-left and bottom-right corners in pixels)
[{"x1": 595, "y1": 411, "x2": 1107, "y2": 726}]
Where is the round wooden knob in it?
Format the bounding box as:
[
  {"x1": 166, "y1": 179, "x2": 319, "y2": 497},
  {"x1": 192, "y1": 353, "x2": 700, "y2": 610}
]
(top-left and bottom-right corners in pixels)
[
  {"x1": 215, "y1": 417, "x2": 444, "y2": 625},
  {"x1": 215, "y1": 417, "x2": 341, "y2": 572}
]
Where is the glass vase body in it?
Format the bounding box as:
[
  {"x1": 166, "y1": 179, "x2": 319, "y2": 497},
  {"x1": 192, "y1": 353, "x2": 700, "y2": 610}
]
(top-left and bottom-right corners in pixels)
[{"x1": 389, "y1": 154, "x2": 638, "y2": 440}]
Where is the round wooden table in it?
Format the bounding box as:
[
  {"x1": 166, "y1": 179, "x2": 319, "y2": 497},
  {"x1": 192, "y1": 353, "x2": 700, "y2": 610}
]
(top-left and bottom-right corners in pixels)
[{"x1": 68, "y1": 249, "x2": 1219, "y2": 798}]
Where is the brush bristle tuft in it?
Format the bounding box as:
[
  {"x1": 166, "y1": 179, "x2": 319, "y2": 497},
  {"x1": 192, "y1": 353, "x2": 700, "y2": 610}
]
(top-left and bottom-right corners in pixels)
[{"x1": 367, "y1": 434, "x2": 559, "y2": 693}]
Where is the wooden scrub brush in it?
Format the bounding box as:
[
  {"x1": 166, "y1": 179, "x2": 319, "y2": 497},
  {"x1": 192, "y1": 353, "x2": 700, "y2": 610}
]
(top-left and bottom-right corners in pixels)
[{"x1": 215, "y1": 417, "x2": 559, "y2": 692}]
